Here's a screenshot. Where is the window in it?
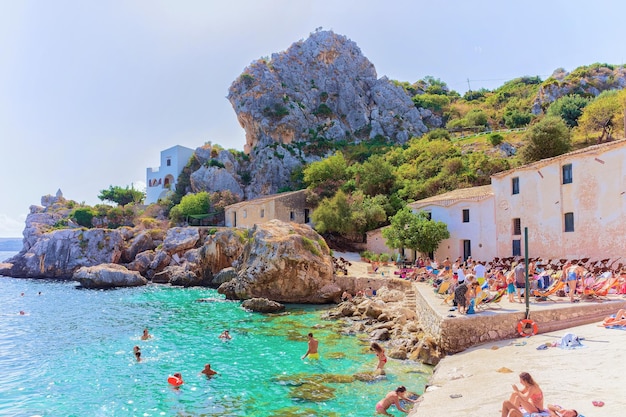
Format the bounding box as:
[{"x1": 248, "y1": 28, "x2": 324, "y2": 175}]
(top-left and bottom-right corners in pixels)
[
  {"x1": 512, "y1": 239, "x2": 521, "y2": 256},
  {"x1": 564, "y1": 212, "x2": 574, "y2": 232},
  {"x1": 562, "y1": 164, "x2": 572, "y2": 184},
  {"x1": 243, "y1": 209, "x2": 247, "y2": 219},
  {"x1": 462, "y1": 209, "x2": 470, "y2": 223},
  {"x1": 304, "y1": 209, "x2": 310, "y2": 223},
  {"x1": 260, "y1": 209, "x2": 264, "y2": 218},
  {"x1": 513, "y1": 218, "x2": 521, "y2": 235},
  {"x1": 166, "y1": 158, "x2": 171, "y2": 167},
  {"x1": 290, "y1": 211, "x2": 295, "y2": 221},
  {"x1": 512, "y1": 177, "x2": 519, "y2": 195}
]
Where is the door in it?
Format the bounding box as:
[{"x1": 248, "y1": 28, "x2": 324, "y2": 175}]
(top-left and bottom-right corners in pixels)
[{"x1": 463, "y1": 240, "x2": 471, "y2": 261}]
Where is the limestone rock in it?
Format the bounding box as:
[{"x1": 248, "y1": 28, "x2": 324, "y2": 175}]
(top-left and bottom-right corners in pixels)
[
  {"x1": 120, "y1": 230, "x2": 157, "y2": 263},
  {"x1": 74, "y1": 263, "x2": 147, "y2": 289},
  {"x1": 412, "y1": 336, "x2": 443, "y2": 366},
  {"x1": 370, "y1": 328, "x2": 390, "y2": 341},
  {"x1": 161, "y1": 265, "x2": 204, "y2": 287},
  {"x1": 532, "y1": 65, "x2": 626, "y2": 114},
  {"x1": 210, "y1": 267, "x2": 237, "y2": 287},
  {"x1": 163, "y1": 227, "x2": 200, "y2": 254},
  {"x1": 228, "y1": 30, "x2": 428, "y2": 154},
  {"x1": 241, "y1": 297, "x2": 285, "y2": 313},
  {"x1": 6, "y1": 228, "x2": 124, "y2": 279},
  {"x1": 218, "y1": 220, "x2": 337, "y2": 303},
  {"x1": 190, "y1": 164, "x2": 244, "y2": 199}
]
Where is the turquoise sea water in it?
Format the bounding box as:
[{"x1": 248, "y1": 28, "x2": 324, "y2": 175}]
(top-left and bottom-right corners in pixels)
[{"x1": 0, "y1": 250, "x2": 431, "y2": 417}]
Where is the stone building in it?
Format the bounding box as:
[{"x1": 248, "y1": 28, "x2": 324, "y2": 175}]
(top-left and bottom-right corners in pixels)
[
  {"x1": 491, "y1": 138, "x2": 626, "y2": 261},
  {"x1": 224, "y1": 190, "x2": 311, "y2": 228},
  {"x1": 145, "y1": 145, "x2": 195, "y2": 204},
  {"x1": 366, "y1": 138, "x2": 626, "y2": 263}
]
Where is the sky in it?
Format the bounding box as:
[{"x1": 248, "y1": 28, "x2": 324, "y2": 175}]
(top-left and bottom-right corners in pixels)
[{"x1": 2, "y1": 0, "x2": 626, "y2": 237}]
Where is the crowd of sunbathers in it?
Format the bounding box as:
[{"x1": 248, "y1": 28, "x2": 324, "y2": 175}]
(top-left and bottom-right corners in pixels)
[{"x1": 414, "y1": 256, "x2": 626, "y2": 305}]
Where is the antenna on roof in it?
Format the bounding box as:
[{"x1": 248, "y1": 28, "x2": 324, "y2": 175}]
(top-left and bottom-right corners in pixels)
[{"x1": 467, "y1": 78, "x2": 471, "y2": 92}]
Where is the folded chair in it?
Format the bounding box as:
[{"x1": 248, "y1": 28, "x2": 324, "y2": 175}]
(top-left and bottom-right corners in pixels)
[
  {"x1": 532, "y1": 278, "x2": 565, "y2": 302},
  {"x1": 477, "y1": 289, "x2": 506, "y2": 310}
]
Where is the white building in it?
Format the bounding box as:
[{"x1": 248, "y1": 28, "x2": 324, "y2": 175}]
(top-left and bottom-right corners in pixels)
[
  {"x1": 145, "y1": 145, "x2": 195, "y2": 204},
  {"x1": 407, "y1": 185, "x2": 496, "y2": 262}
]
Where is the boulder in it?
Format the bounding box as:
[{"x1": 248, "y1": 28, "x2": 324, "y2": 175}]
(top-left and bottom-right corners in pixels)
[
  {"x1": 162, "y1": 265, "x2": 204, "y2": 287},
  {"x1": 120, "y1": 230, "x2": 156, "y2": 263},
  {"x1": 241, "y1": 297, "x2": 285, "y2": 313},
  {"x1": 218, "y1": 220, "x2": 338, "y2": 303},
  {"x1": 74, "y1": 263, "x2": 147, "y2": 289},
  {"x1": 162, "y1": 227, "x2": 199, "y2": 254},
  {"x1": 210, "y1": 267, "x2": 237, "y2": 287}
]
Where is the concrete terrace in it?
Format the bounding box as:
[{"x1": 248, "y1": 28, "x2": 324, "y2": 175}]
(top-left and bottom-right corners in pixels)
[{"x1": 334, "y1": 252, "x2": 626, "y2": 353}]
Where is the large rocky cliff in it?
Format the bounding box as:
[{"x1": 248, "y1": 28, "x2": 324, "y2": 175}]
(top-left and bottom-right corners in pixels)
[{"x1": 190, "y1": 30, "x2": 431, "y2": 200}]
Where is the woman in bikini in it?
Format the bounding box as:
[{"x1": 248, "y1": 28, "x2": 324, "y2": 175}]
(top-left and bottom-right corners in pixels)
[
  {"x1": 375, "y1": 386, "x2": 415, "y2": 415},
  {"x1": 370, "y1": 342, "x2": 387, "y2": 375},
  {"x1": 501, "y1": 372, "x2": 544, "y2": 417}
]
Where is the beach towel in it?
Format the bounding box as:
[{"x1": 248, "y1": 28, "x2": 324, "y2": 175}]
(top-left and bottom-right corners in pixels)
[
  {"x1": 466, "y1": 298, "x2": 476, "y2": 314},
  {"x1": 557, "y1": 333, "x2": 585, "y2": 349},
  {"x1": 605, "y1": 324, "x2": 626, "y2": 330}
]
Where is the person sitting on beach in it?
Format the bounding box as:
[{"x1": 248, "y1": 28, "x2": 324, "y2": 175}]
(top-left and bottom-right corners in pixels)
[
  {"x1": 602, "y1": 309, "x2": 626, "y2": 327},
  {"x1": 141, "y1": 328, "x2": 152, "y2": 340},
  {"x1": 219, "y1": 330, "x2": 232, "y2": 340},
  {"x1": 501, "y1": 372, "x2": 544, "y2": 417},
  {"x1": 301, "y1": 333, "x2": 319, "y2": 360},
  {"x1": 547, "y1": 404, "x2": 578, "y2": 417},
  {"x1": 375, "y1": 386, "x2": 416, "y2": 415},
  {"x1": 341, "y1": 291, "x2": 353, "y2": 302},
  {"x1": 133, "y1": 346, "x2": 141, "y2": 362},
  {"x1": 370, "y1": 342, "x2": 387, "y2": 375},
  {"x1": 201, "y1": 363, "x2": 218, "y2": 377}
]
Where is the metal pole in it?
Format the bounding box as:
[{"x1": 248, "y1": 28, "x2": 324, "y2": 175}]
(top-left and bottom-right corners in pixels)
[{"x1": 524, "y1": 227, "x2": 530, "y2": 319}]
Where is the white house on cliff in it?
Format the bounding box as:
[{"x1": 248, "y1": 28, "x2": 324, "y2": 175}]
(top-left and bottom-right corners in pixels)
[{"x1": 145, "y1": 145, "x2": 195, "y2": 204}]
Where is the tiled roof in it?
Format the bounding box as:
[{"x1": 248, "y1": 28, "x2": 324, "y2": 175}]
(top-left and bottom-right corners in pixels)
[
  {"x1": 224, "y1": 189, "x2": 305, "y2": 210},
  {"x1": 408, "y1": 185, "x2": 493, "y2": 209},
  {"x1": 492, "y1": 138, "x2": 626, "y2": 178}
]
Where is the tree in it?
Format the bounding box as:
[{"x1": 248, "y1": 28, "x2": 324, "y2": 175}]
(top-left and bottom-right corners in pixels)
[
  {"x1": 169, "y1": 192, "x2": 211, "y2": 222},
  {"x1": 577, "y1": 89, "x2": 626, "y2": 142},
  {"x1": 71, "y1": 207, "x2": 94, "y2": 228},
  {"x1": 352, "y1": 154, "x2": 396, "y2": 197},
  {"x1": 312, "y1": 190, "x2": 387, "y2": 238},
  {"x1": 98, "y1": 185, "x2": 145, "y2": 206},
  {"x1": 520, "y1": 116, "x2": 571, "y2": 163},
  {"x1": 382, "y1": 207, "x2": 450, "y2": 256},
  {"x1": 546, "y1": 94, "x2": 589, "y2": 128},
  {"x1": 303, "y1": 152, "x2": 350, "y2": 198}
]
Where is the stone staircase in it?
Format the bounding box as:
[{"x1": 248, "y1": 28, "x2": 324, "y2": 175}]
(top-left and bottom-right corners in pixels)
[{"x1": 404, "y1": 286, "x2": 417, "y2": 310}]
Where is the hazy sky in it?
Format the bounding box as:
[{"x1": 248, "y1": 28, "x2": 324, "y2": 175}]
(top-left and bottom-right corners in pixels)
[{"x1": 2, "y1": 0, "x2": 626, "y2": 237}]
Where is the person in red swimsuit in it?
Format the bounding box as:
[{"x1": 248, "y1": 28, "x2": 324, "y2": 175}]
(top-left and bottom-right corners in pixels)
[
  {"x1": 370, "y1": 342, "x2": 387, "y2": 375},
  {"x1": 501, "y1": 372, "x2": 544, "y2": 417}
]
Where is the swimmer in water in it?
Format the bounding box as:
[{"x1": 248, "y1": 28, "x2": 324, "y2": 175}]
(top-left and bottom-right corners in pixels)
[
  {"x1": 201, "y1": 363, "x2": 218, "y2": 378},
  {"x1": 301, "y1": 333, "x2": 319, "y2": 360},
  {"x1": 141, "y1": 328, "x2": 152, "y2": 340},
  {"x1": 219, "y1": 330, "x2": 232, "y2": 340},
  {"x1": 133, "y1": 346, "x2": 141, "y2": 362}
]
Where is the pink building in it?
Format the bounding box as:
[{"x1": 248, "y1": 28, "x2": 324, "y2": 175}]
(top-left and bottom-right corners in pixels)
[{"x1": 491, "y1": 139, "x2": 626, "y2": 261}]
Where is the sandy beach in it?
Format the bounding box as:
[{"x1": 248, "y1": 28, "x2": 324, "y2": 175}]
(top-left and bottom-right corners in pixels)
[
  {"x1": 410, "y1": 320, "x2": 626, "y2": 417},
  {"x1": 333, "y1": 252, "x2": 626, "y2": 416}
]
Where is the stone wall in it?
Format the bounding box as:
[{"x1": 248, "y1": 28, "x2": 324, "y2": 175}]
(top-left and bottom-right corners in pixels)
[{"x1": 415, "y1": 287, "x2": 626, "y2": 354}]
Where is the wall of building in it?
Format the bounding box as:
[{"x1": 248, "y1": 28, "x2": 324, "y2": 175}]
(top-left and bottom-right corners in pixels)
[
  {"x1": 224, "y1": 191, "x2": 309, "y2": 228},
  {"x1": 146, "y1": 145, "x2": 194, "y2": 204},
  {"x1": 418, "y1": 197, "x2": 496, "y2": 263},
  {"x1": 491, "y1": 144, "x2": 626, "y2": 261}
]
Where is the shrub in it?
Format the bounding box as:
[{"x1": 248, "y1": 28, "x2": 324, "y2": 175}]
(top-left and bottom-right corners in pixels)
[
  {"x1": 488, "y1": 133, "x2": 504, "y2": 146},
  {"x1": 301, "y1": 236, "x2": 321, "y2": 257},
  {"x1": 72, "y1": 207, "x2": 94, "y2": 228},
  {"x1": 313, "y1": 103, "x2": 333, "y2": 116},
  {"x1": 425, "y1": 128, "x2": 451, "y2": 141}
]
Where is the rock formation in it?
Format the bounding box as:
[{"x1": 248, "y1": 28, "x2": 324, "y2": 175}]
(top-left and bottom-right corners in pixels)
[
  {"x1": 218, "y1": 219, "x2": 340, "y2": 303},
  {"x1": 74, "y1": 263, "x2": 147, "y2": 289},
  {"x1": 532, "y1": 65, "x2": 626, "y2": 114}
]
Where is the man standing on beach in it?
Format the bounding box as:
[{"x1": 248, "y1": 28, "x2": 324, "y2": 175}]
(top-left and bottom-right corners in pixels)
[
  {"x1": 301, "y1": 332, "x2": 319, "y2": 360},
  {"x1": 514, "y1": 262, "x2": 526, "y2": 303}
]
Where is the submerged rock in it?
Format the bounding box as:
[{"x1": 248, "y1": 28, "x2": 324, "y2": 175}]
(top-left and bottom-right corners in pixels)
[{"x1": 241, "y1": 297, "x2": 285, "y2": 313}]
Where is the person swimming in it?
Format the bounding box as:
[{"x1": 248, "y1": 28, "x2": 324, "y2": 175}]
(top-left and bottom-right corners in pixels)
[
  {"x1": 133, "y1": 346, "x2": 141, "y2": 362},
  {"x1": 141, "y1": 328, "x2": 152, "y2": 340},
  {"x1": 219, "y1": 330, "x2": 232, "y2": 340},
  {"x1": 301, "y1": 333, "x2": 319, "y2": 360},
  {"x1": 201, "y1": 363, "x2": 218, "y2": 377}
]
